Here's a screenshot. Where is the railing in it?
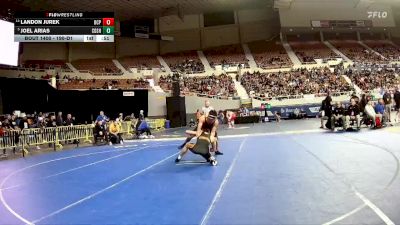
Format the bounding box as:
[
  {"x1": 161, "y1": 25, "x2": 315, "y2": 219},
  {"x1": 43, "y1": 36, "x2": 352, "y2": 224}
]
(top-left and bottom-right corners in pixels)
[
  {"x1": 0, "y1": 119, "x2": 165, "y2": 158},
  {"x1": 253, "y1": 91, "x2": 352, "y2": 102},
  {"x1": 77, "y1": 70, "x2": 124, "y2": 76}
]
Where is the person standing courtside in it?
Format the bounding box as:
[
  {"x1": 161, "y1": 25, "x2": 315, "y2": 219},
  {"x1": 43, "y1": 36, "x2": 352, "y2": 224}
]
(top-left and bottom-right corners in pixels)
[
  {"x1": 394, "y1": 87, "x2": 400, "y2": 123},
  {"x1": 201, "y1": 100, "x2": 214, "y2": 117},
  {"x1": 383, "y1": 89, "x2": 392, "y2": 124}
]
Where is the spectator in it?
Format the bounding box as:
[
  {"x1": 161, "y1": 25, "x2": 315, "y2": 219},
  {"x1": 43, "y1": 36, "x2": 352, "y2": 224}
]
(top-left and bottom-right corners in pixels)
[
  {"x1": 18, "y1": 113, "x2": 29, "y2": 130},
  {"x1": 47, "y1": 115, "x2": 57, "y2": 127},
  {"x1": 56, "y1": 112, "x2": 64, "y2": 126},
  {"x1": 365, "y1": 100, "x2": 381, "y2": 128},
  {"x1": 65, "y1": 114, "x2": 74, "y2": 126},
  {"x1": 109, "y1": 120, "x2": 123, "y2": 145},
  {"x1": 37, "y1": 117, "x2": 46, "y2": 128},
  {"x1": 96, "y1": 111, "x2": 108, "y2": 123}
]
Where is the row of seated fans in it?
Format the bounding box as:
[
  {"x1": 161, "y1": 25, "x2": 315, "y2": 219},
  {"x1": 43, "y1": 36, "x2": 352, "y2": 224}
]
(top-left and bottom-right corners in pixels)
[
  {"x1": 163, "y1": 51, "x2": 204, "y2": 73},
  {"x1": 72, "y1": 59, "x2": 122, "y2": 74},
  {"x1": 330, "y1": 40, "x2": 385, "y2": 63},
  {"x1": 203, "y1": 44, "x2": 249, "y2": 68},
  {"x1": 158, "y1": 74, "x2": 237, "y2": 98},
  {"x1": 288, "y1": 34, "x2": 338, "y2": 64},
  {"x1": 57, "y1": 78, "x2": 150, "y2": 90},
  {"x1": 21, "y1": 60, "x2": 69, "y2": 70},
  {"x1": 248, "y1": 39, "x2": 293, "y2": 69},
  {"x1": 345, "y1": 64, "x2": 400, "y2": 93},
  {"x1": 291, "y1": 42, "x2": 339, "y2": 63},
  {"x1": 363, "y1": 40, "x2": 400, "y2": 61},
  {"x1": 240, "y1": 68, "x2": 352, "y2": 99}
]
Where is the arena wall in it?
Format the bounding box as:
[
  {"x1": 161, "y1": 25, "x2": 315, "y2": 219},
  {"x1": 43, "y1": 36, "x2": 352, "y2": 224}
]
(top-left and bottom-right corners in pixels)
[
  {"x1": 279, "y1": 3, "x2": 395, "y2": 28},
  {"x1": 70, "y1": 42, "x2": 115, "y2": 60},
  {"x1": 20, "y1": 9, "x2": 280, "y2": 59},
  {"x1": 116, "y1": 37, "x2": 159, "y2": 58},
  {"x1": 160, "y1": 29, "x2": 201, "y2": 54},
  {"x1": 148, "y1": 92, "x2": 168, "y2": 117},
  {"x1": 21, "y1": 43, "x2": 68, "y2": 61}
]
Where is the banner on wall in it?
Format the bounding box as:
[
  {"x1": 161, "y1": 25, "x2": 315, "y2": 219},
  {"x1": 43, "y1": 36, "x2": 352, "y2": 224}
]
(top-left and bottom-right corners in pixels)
[
  {"x1": 250, "y1": 102, "x2": 352, "y2": 119},
  {"x1": 249, "y1": 103, "x2": 323, "y2": 119}
]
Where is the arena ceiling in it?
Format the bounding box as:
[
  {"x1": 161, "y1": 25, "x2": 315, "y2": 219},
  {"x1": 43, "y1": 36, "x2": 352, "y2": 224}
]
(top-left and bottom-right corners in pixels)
[
  {"x1": 3, "y1": 0, "x2": 399, "y2": 21},
  {"x1": 274, "y1": 0, "x2": 400, "y2": 8},
  {"x1": 3, "y1": 0, "x2": 274, "y2": 21}
]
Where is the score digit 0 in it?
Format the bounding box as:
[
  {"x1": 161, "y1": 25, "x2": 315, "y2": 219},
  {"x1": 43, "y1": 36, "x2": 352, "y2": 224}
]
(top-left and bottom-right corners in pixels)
[{"x1": 102, "y1": 18, "x2": 114, "y2": 26}]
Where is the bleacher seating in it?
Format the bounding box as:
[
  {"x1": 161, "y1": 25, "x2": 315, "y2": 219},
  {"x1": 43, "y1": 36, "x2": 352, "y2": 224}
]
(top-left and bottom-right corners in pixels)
[
  {"x1": 287, "y1": 34, "x2": 338, "y2": 63},
  {"x1": 248, "y1": 39, "x2": 292, "y2": 69},
  {"x1": 158, "y1": 74, "x2": 237, "y2": 98},
  {"x1": 345, "y1": 64, "x2": 400, "y2": 92},
  {"x1": 204, "y1": 44, "x2": 249, "y2": 68},
  {"x1": 241, "y1": 68, "x2": 351, "y2": 99},
  {"x1": 58, "y1": 79, "x2": 149, "y2": 90},
  {"x1": 363, "y1": 40, "x2": 400, "y2": 61},
  {"x1": 119, "y1": 55, "x2": 161, "y2": 71},
  {"x1": 23, "y1": 60, "x2": 68, "y2": 70},
  {"x1": 72, "y1": 59, "x2": 121, "y2": 74},
  {"x1": 162, "y1": 51, "x2": 204, "y2": 73},
  {"x1": 330, "y1": 40, "x2": 383, "y2": 63}
]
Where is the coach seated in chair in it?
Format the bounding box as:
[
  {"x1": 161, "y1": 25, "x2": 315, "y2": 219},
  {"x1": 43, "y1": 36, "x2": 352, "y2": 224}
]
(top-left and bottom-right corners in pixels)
[
  {"x1": 375, "y1": 98, "x2": 386, "y2": 127},
  {"x1": 93, "y1": 121, "x2": 108, "y2": 144},
  {"x1": 109, "y1": 119, "x2": 123, "y2": 145},
  {"x1": 331, "y1": 101, "x2": 344, "y2": 130},
  {"x1": 344, "y1": 98, "x2": 361, "y2": 130}
]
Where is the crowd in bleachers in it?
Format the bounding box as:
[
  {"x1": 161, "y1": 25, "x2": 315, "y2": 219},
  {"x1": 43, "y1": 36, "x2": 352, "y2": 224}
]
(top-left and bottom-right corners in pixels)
[
  {"x1": 345, "y1": 63, "x2": 400, "y2": 92},
  {"x1": 158, "y1": 74, "x2": 237, "y2": 98},
  {"x1": 72, "y1": 59, "x2": 122, "y2": 74},
  {"x1": 364, "y1": 41, "x2": 400, "y2": 61},
  {"x1": 241, "y1": 67, "x2": 351, "y2": 99},
  {"x1": 162, "y1": 51, "x2": 204, "y2": 73},
  {"x1": 290, "y1": 42, "x2": 339, "y2": 63},
  {"x1": 330, "y1": 40, "x2": 384, "y2": 63},
  {"x1": 204, "y1": 44, "x2": 249, "y2": 68},
  {"x1": 119, "y1": 55, "x2": 162, "y2": 71},
  {"x1": 58, "y1": 78, "x2": 150, "y2": 90},
  {"x1": 248, "y1": 40, "x2": 292, "y2": 69}
]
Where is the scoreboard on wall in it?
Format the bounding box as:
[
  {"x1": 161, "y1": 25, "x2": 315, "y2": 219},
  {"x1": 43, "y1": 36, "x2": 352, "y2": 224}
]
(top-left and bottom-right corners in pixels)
[{"x1": 14, "y1": 12, "x2": 114, "y2": 42}]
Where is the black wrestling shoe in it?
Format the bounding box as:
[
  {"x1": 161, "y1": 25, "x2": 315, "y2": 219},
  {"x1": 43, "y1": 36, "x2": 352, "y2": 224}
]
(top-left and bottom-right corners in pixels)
[
  {"x1": 215, "y1": 151, "x2": 224, "y2": 155},
  {"x1": 210, "y1": 159, "x2": 218, "y2": 166},
  {"x1": 175, "y1": 158, "x2": 180, "y2": 163}
]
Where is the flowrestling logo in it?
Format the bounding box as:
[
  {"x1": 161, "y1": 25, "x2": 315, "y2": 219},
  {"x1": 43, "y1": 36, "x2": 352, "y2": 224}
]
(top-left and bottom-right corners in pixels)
[{"x1": 367, "y1": 11, "x2": 388, "y2": 19}]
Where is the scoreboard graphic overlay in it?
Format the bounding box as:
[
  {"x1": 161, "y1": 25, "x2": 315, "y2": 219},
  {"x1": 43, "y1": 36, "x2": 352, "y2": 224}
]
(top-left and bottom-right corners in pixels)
[{"x1": 14, "y1": 12, "x2": 114, "y2": 42}]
